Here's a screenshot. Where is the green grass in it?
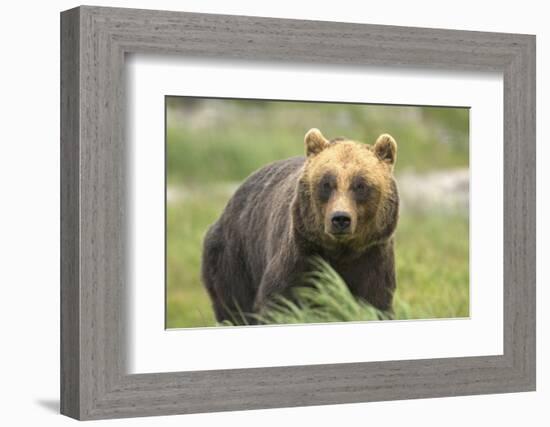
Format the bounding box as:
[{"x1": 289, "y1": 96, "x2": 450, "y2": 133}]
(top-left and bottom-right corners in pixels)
[
  {"x1": 252, "y1": 257, "x2": 391, "y2": 325},
  {"x1": 393, "y1": 211, "x2": 469, "y2": 319},
  {"x1": 166, "y1": 190, "x2": 223, "y2": 328},
  {"x1": 165, "y1": 98, "x2": 469, "y2": 328}
]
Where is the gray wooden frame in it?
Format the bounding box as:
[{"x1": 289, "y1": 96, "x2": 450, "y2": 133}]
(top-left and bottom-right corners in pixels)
[{"x1": 60, "y1": 5, "x2": 536, "y2": 421}]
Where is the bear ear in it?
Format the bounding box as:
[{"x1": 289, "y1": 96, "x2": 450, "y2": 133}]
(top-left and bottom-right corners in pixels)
[
  {"x1": 304, "y1": 128, "x2": 329, "y2": 157},
  {"x1": 374, "y1": 133, "x2": 397, "y2": 166}
]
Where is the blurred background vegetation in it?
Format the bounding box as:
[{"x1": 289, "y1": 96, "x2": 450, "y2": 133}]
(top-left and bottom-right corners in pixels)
[{"x1": 166, "y1": 97, "x2": 469, "y2": 328}]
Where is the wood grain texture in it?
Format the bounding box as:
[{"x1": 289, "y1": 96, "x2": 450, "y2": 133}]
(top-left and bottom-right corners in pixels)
[
  {"x1": 60, "y1": 5, "x2": 536, "y2": 420},
  {"x1": 60, "y1": 7, "x2": 80, "y2": 419}
]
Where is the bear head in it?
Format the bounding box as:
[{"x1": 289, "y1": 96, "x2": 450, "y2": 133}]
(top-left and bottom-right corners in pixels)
[{"x1": 293, "y1": 128, "x2": 399, "y2": 257}]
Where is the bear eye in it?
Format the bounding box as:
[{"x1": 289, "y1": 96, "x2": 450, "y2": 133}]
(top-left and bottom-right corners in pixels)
[
  {"x1": 318, "y1": 173, "x2": 336, "y2": 202},
  {"x1": 351, "y1": 177, "x2": 371, "y2": 202}
]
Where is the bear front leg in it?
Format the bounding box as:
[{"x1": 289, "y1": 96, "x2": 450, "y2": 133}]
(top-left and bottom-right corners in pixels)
[
  {"x1": 253, "y1": 255, "x2": 305, "y2": 315},
  {"x1": 339, "y1": 241, "x2": 397, "y2": 316}
]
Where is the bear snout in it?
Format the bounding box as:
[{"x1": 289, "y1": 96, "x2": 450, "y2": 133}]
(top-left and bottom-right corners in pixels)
[{"x1": 330, "y1": 211, "x2": 352, "y2": 234}]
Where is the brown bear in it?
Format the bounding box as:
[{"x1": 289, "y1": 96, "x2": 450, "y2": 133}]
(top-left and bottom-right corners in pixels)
[{"x1": 201, "y1": 128, "x2": 399, "y2": 324}]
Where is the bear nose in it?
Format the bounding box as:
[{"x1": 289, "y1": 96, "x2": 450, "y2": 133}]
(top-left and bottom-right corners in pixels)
[{"x1": 331, "y1": 211, "x2": 351, "y2": 232}]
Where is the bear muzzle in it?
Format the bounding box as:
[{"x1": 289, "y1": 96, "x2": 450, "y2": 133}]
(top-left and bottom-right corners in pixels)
[{"x1": 329, "y1": 211, "x2": 352, "y2": 235}]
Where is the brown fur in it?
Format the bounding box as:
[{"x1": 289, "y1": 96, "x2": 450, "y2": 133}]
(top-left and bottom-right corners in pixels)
[{"x1": 201, "y1": 129, "x2": 399, "y2": 324}]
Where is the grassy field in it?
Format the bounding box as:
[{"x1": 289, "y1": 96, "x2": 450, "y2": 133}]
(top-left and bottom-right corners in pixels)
[{"x1": 166, "y1": 98, "x2": 469, "y2": 329}]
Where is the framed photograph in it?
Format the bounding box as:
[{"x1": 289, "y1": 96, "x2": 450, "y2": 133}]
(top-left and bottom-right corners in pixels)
[{"x1": 60, "y1": 6, "x2": 536, "y2": 420}]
